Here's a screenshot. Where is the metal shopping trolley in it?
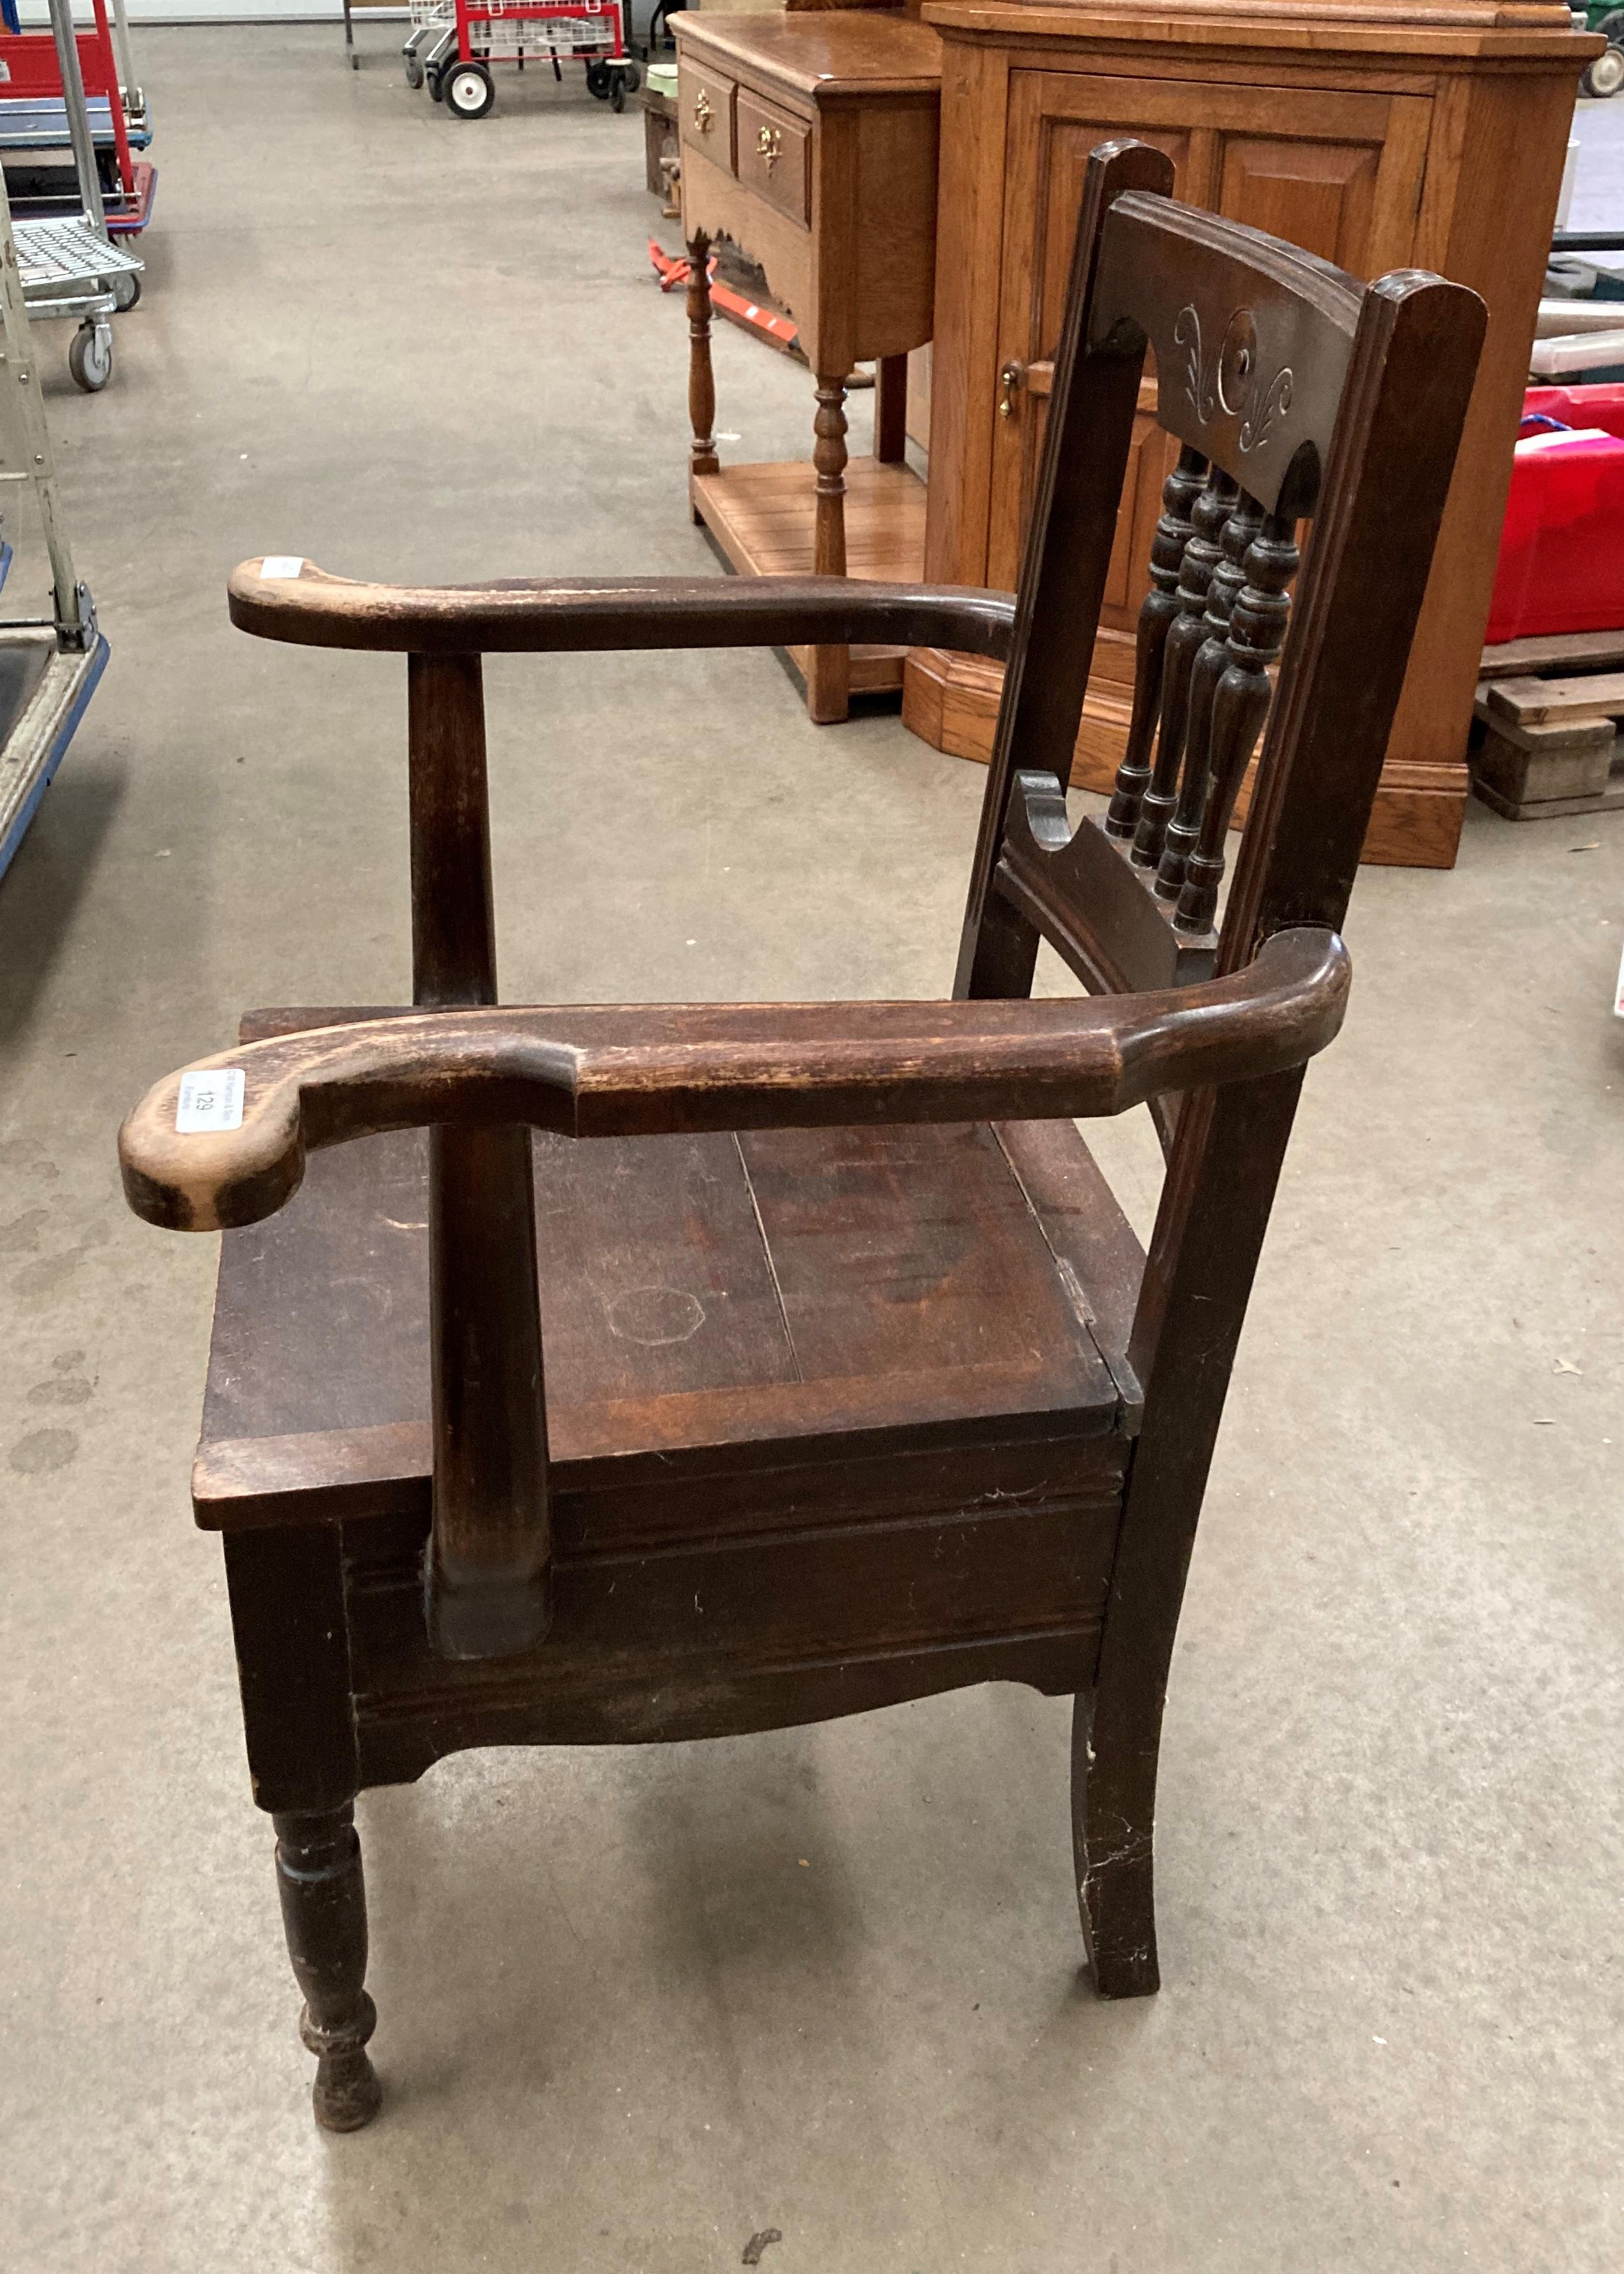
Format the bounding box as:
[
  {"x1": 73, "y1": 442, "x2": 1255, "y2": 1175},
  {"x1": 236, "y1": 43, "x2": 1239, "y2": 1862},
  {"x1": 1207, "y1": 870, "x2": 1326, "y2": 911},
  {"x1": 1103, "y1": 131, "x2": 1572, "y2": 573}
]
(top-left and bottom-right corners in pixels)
[
  {"x1": 402, "y1": 0, "x2": 452, "y2": 89},
  {"x1": 0, "y1": 161, "x2": 109, "y2": 878},
  {"x1": 6, "y1": 0, "x2": 141, "y2": 390},
  {"x1": 16, "y1": 213, "x2": 140, "y2": 391},
  {"x1": 419, "y1": 0, "x2": 639, "y2": 119}
]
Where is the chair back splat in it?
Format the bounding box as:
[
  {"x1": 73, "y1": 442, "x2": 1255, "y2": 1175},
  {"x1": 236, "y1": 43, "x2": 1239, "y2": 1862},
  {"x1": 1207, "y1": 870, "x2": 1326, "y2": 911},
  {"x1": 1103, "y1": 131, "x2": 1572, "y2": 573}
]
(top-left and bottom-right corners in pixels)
[
  {"x1": 115, "y1": 139, "x2": 1484, "y2": 2128},
  {"x1": 958, "y1": 141, "x2": 1479, "y2": 1006}
]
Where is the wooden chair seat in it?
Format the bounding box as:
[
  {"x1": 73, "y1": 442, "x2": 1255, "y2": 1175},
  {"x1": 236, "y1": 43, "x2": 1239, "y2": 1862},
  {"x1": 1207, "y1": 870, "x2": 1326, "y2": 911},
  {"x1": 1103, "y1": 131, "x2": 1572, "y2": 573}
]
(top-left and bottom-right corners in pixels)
[{"x1": 198, "y1": 1010, "x2": 1142, "y2": 1780}]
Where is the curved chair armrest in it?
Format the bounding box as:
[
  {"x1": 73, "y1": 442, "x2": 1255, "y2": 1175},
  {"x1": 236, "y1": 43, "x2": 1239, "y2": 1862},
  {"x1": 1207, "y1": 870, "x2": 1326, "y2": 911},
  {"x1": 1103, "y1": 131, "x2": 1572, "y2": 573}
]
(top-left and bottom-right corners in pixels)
[
  {"x1": 227, "y1": 559, "x2": 1019, "y2": 661},
  {"x1": 120, "y1": 927, "x2": 1349, "y2": 1233}
]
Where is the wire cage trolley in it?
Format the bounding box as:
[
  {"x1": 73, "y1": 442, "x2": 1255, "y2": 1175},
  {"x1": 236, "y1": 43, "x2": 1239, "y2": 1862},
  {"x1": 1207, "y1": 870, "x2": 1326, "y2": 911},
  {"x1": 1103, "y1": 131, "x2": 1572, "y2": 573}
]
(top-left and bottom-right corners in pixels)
[
  {"x1": 415, "y1": 0, "x2": 639, "y2": 119},
  {"x1": 0, "y1": 171, "x2": 109, "y2": 879},
  {"x1": 4, "y1": 0, "x2": 142, "y2": 391},
  {"x1": 18, "y1": 213, "x2": 141, "y2": 391}
]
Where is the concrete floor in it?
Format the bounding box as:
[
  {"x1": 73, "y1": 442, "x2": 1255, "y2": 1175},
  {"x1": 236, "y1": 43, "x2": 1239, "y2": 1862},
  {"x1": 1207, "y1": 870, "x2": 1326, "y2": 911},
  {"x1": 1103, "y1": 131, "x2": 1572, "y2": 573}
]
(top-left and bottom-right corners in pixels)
[
  {"x1": 1572, "y1": 86, "x2": 1624, "y2": 228},
  {"x1": 1, "y1": 29, "x2": 1621, "y2": 2273}
]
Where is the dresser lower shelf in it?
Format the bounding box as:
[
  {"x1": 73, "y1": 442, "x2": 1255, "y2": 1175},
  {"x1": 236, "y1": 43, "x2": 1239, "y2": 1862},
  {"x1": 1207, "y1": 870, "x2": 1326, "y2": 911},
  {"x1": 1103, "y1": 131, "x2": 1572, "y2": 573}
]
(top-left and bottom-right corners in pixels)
[{"x1": 692, "y1": 456, "x2": 927, "y2": 699}]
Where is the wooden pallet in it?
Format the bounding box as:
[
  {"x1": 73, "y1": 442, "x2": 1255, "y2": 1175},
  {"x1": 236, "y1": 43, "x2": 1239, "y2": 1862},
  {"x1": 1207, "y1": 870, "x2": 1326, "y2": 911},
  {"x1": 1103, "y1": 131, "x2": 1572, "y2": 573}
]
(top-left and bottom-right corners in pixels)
[{"x1": 1473, "y1": 631, "x2": 1624, "y2": 820}]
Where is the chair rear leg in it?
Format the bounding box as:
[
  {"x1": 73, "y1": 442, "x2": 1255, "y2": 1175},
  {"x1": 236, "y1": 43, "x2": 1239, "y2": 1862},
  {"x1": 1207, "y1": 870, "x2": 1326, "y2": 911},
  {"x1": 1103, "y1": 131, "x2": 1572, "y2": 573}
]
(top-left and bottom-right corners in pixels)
[
  {"x1": 1070, "y1": 1691, "x2": 1160, "y2": 1999},
  {"x1": 272, "y1": 1804, "x2": 382, "y2": 2131}
]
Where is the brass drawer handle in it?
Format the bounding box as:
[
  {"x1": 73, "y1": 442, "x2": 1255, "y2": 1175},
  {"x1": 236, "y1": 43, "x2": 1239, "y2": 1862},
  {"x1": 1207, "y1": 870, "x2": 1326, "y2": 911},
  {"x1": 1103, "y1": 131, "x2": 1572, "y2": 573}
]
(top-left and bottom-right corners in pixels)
[
  {"x1": 693, "y1": 89, "x2": 713, "y2": 132},
  {"x1": 757, "y1": 123, "x2": 782, "y2": 172},
  {"x1": 999, "y1": 360, "x2": 1025, "y2": 420}
]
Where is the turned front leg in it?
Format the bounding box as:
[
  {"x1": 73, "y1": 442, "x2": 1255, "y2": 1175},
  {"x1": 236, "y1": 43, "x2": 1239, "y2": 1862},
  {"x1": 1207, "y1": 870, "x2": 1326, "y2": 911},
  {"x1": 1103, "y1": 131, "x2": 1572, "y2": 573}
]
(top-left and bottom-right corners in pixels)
[
  {"x1": 808, "y1": 372, "x2": 849, "y2": 724},
  {"x1": 686, "y1": 229, "x2": 719, "y2": 512},
  {"x1": 274, "y1": 1806, "x2": 382, "y2": 2132}
]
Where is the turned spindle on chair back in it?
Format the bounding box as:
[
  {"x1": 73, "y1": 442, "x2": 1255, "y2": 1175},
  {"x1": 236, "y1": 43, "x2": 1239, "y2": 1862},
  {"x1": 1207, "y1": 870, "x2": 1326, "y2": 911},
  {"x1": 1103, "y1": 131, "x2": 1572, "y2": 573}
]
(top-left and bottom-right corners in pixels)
[
  {"x1": 957, "y1": 141, "x2": 1449, "y2": 1043},
  {"x1": 408, "y1": 651, "x2": 551, "y2": 1662}
]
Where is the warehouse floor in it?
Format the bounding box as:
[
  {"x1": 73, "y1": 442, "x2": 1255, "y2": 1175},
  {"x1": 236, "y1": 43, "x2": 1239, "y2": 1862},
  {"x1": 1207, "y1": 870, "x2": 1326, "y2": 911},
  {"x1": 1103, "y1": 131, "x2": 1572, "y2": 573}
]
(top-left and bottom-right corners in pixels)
[{"x1": 1, "y1": 30, "x2": 1621, "y2": 2274}]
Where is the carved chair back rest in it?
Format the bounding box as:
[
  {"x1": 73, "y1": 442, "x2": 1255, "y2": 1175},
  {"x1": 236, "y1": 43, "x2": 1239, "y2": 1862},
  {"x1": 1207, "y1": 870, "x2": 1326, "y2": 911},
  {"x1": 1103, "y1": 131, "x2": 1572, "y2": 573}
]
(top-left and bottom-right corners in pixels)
[
  {"x1": 957, "y1": 133, "x2": 1482, "y2": 1419},
  {"x1": 955, "y1": 145, "x2": 1468, "y2": 1024},
  {"x1": 1091, "y1": 196, "x2": 1356, "y2": 931}
]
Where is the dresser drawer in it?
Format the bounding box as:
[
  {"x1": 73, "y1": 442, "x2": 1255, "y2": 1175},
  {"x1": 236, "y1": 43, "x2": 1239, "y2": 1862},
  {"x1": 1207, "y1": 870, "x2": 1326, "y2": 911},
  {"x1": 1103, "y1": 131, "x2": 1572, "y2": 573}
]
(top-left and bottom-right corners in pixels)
[
  {"x1": 736, "y1": 89, "x2": 811, "y2": 227},
  {"x1": 679, "y1": 62, "x2": 736, "y2": 168}
]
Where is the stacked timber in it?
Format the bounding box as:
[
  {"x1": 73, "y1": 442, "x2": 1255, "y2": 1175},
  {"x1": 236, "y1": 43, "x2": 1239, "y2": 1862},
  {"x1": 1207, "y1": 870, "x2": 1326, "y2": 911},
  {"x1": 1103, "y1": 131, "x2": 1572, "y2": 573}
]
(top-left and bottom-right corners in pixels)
[{"x1": 1474, "y1": 632, "x2": 1624, "y2": 821}]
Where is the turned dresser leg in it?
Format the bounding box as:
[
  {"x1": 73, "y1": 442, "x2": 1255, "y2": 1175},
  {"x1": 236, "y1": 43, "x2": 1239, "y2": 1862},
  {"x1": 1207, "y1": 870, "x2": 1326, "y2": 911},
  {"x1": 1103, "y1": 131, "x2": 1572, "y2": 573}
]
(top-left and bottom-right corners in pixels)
[
  {"x1": 686, "y1": 229, "x2": 719, "y2": 517},
  {"x1": 874, "y1": 352, "x2": 908, "y2": 465},
  {"x1": 273, "y1": 1804, "x2": 382, "y2": 2132},
  {"x1": 808, "y1": 371, "x2": 850, "y2": 723}
]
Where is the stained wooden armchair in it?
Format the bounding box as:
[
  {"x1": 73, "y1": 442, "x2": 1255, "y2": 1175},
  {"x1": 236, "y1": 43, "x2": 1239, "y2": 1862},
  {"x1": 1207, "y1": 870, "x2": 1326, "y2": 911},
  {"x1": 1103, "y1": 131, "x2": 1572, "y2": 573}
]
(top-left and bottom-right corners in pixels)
[{"x1": 119, "y1": 144, "x2": 1483, "y2": 2132}]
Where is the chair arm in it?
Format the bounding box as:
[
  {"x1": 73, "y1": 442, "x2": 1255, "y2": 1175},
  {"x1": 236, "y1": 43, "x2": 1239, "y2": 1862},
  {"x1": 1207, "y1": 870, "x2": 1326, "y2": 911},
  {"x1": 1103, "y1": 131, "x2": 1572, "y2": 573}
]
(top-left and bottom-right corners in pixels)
[
  {"x1": 119, "y1": 927, "x2": 1349, "y2": 1234},
  {"x1": 226, "y1": 559, "x2": 1018, "y2": 661}
]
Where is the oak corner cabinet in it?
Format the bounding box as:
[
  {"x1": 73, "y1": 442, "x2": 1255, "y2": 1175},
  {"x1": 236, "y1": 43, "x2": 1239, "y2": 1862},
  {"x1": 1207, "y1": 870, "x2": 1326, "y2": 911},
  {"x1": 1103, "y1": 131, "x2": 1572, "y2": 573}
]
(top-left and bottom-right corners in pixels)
[{"x1": 907, "y1": 0, "x2": 1598, "y2": 867}]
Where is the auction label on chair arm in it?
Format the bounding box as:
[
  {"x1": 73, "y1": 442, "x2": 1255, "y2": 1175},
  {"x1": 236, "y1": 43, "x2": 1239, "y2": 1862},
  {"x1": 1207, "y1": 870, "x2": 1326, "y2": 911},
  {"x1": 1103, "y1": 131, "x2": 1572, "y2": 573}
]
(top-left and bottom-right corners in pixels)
[{"x1": 175, "y1": 1070, "x2": 245, "y2": 1133}]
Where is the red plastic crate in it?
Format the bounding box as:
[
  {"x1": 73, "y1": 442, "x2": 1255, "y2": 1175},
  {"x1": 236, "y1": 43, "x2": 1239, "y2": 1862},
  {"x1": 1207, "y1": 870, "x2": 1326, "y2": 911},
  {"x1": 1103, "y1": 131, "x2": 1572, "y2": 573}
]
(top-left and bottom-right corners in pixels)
[
  {"x1": 0, "y1": 0, "x2": 135, "y2": 200},
  {"x1": 1485, "y1": 385, "x2": 1624, "y2": 645}
]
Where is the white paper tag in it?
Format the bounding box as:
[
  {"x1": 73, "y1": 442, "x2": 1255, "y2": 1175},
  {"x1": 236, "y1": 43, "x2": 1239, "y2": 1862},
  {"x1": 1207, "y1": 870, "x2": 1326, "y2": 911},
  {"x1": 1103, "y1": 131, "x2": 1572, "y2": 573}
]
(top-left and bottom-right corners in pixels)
[
  {"x1": 1615, "y1": 942, "x2": 1624, "y2": 1021},
  {"x1": 176, "y1": 1069, "x2": 245, "y2": 1133},
  {"x1": 260, "y1": 555, "x2": 304, "y2": 581}
]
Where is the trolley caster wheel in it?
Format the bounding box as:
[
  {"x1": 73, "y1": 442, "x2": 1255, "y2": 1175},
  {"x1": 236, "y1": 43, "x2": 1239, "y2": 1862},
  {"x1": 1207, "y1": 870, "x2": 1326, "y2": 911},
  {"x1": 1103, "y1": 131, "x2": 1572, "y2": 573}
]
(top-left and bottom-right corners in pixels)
[
  {"x1": 585, "y1": 60, "x2": 611, "y2": 99},
  {"x1": 404, "y1": 47, "x2": 424, "y2": 86},
  {"x1": 426, "y1": 65, "x2": 444, "y2": 100},
  {"x1": 1583, "y1": 19, "x2": 1624, "y2": 97},
  {"x1": 445, "y1": 59, "x2": 494, "y2": 116},
  {"x1": 111, "y1": 271, "x2": 140, "y2": 312},
  {"x1": 68, "y1": 321, "x2": 112, "y2": 393}
]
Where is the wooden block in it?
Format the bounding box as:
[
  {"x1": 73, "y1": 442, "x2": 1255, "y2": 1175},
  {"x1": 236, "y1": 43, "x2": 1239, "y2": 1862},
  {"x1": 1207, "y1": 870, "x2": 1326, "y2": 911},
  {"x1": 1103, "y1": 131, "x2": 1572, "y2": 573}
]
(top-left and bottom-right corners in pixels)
[
  {"x1": 1471, "y1": 775, "x2": 1624, "y2": 821},
  {"x1": 1470, "y1": 708, "x2": 1615, "y2": 757},
  {"x1": 1484, "y1": 671, "x2": 1624, "y2": 726},
  {"x1": 1479, "y1": 629, "x2": 1624, "y2": 680},
  {"x1": 1471, "y1": 719, "x2": 1616, "y2": 808}
]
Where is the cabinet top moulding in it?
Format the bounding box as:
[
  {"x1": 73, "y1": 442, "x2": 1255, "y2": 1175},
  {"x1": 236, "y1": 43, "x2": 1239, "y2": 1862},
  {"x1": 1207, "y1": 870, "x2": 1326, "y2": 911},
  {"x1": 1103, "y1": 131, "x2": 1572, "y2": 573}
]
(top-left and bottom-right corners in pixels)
[
  {"x1": 924, "y1": 0, "x2": 1592, "y2": 66},
  {"x1": 673, "y1": 11, "x2": 944, "y2": 101}
]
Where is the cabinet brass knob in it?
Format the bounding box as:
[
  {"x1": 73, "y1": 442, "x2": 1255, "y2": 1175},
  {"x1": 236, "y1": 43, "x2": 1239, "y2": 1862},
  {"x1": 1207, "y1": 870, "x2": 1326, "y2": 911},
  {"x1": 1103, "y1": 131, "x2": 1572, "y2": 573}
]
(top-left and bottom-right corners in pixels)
[
  {"x1": 694, "y1": 89, "x2": 713, "y2": 131},
  {"x1": 757, "y1": 123, "x2": 782, "y2": 172},
  {"x1": 998, "y1": 361, "x2": 1025, "y2": 421}
]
